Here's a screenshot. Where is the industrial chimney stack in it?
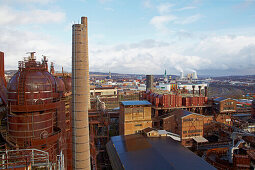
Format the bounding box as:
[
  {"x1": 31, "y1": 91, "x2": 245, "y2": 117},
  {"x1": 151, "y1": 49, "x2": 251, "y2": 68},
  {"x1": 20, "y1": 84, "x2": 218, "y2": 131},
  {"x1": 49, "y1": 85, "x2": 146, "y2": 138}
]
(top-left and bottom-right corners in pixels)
[
  {"x1": 0, "y1": 52, "x2": 4, "y2": 80},
  {"x1": 205, "y1": 86, "x2": 208, "y2": 97},
  {"x1": 198, "y1": 86, "x2": 201, "y2": 96},
  {"x1": 146, "y1": 75, "x2": 154, "y2": 91},
  {"x1": 192, "y1": 85, "x2": 195, "y2": 96},
  {"x1": 72, "y1": 16, "x2": 91, "y2": 169},
  {"x1": 0, "y1": 51, "x2": 6, "y2": 87}
]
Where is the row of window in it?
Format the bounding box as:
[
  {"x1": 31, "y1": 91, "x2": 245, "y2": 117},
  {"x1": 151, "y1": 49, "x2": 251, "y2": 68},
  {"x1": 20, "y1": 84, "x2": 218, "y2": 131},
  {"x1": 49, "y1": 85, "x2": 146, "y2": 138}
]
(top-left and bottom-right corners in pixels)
[
  {"x1": 223, "y1": 107, "x2": 234, "y2": 110},
  {"x1": 225, "y1": 102, "x2": 234, "y2": 105},
  {"x1": 183, "y1": 118, "x2": 202, "y2": 122},
  {"x1": 183, "y1": 118, "x2": 194, "y2": 122},
  {"x1": 183, "y1": 129, "x2": 202, "y2": 134},
  {"x1": 184, "y1": 134, "x2": 201, "y2": 137}
]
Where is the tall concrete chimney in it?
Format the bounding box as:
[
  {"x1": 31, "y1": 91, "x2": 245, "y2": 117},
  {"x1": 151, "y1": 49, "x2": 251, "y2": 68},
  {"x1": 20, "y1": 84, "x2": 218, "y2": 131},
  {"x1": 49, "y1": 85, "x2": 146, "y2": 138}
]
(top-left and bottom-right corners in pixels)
[
  {"x1": 0, "y1": 52, "x2": 4, "y2": 80},
  {"x1": 72, "y1": 16, "x2": 91, "y2": 169},
  {"x1": 0, "y1": 51, "x2": 6, "y2": 87}
]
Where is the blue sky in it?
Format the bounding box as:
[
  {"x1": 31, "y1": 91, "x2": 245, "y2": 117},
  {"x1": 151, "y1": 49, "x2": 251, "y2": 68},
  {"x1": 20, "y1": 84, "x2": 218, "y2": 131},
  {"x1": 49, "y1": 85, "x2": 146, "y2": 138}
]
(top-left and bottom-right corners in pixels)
[{"x1": 1, "y1": 0, "x2": 255, "y2": 76}]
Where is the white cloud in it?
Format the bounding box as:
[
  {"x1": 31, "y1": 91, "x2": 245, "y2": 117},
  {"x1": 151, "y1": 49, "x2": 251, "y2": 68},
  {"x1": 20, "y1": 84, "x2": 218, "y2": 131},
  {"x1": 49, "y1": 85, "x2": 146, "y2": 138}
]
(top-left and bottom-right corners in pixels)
[
  {"x1": 174, "y1": 14, "x2": 203, "y2": 25},
  {"x1": 150, "y1": 15, "x2": 177, "y2": 33},
  {"x1": 175, "y1": 6, "x2": 197, "y2": 11},
  {"x1": 0, "y1": 1, "x2": 68, "y2": 72},
  {"x1": 0, "y1": 6, "x2": 65, "y2": 25},
  {"x1": 88, "y1": 35, "x2": 255, "y2": 75},
  {"x1": 0, "y1": 28, "x2": 71, "y2": 71},
  {"x1": 157, "y1": 3, "x2": 174, "y2": 14},
  {"x1": 3, "y1": 29, "x2": 255, "y2": 75}
]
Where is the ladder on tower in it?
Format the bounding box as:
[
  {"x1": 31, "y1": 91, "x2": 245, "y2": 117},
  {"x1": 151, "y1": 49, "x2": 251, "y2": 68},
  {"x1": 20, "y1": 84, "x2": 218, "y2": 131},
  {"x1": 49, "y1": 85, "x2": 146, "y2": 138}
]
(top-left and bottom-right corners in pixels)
[{"x1": 18, "y1": 71, "x2": 25, "y2": 105}]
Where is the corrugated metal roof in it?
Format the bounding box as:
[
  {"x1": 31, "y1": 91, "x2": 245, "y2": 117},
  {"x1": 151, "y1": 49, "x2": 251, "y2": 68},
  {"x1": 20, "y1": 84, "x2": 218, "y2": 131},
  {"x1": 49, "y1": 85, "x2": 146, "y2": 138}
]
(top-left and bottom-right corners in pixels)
[
  {"x1": 107, "y1": 134, "x2": 216, "y2": 170},
  {"x1": 120, "y1": 100, "x2": 151, "y2": 106}
]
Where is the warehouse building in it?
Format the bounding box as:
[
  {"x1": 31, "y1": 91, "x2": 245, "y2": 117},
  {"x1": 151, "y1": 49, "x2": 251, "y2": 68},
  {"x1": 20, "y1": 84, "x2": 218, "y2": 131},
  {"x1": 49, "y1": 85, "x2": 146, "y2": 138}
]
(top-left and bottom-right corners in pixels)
[
  {"x1": 213, "y1": 97, "x2": 237, "y2": 114},
  {"x1": 106, "y1": 134, "x2": 216, "y2": 170}
]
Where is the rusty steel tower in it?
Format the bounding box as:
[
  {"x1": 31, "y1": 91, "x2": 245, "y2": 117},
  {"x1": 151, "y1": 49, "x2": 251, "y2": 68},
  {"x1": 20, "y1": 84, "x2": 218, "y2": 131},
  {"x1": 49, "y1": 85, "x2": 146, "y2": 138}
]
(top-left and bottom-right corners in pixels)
[{"x1": 72, "y1": 16, "x2": 91, "y2": 169}]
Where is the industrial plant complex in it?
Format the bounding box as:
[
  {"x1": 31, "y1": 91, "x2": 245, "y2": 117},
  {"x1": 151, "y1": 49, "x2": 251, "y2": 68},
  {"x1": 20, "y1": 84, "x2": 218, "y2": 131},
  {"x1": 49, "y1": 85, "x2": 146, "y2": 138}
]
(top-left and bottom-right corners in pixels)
[{"x1": 1, "y1": 16, "x2": 255, "y2": 170}]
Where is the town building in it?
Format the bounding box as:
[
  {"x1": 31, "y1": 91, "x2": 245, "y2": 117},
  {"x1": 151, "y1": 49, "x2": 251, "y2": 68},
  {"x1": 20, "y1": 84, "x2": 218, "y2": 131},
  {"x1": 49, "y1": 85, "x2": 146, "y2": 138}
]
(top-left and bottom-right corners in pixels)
[{"x1": 213, "y1": 97, "x2": 237, "y2": 114}]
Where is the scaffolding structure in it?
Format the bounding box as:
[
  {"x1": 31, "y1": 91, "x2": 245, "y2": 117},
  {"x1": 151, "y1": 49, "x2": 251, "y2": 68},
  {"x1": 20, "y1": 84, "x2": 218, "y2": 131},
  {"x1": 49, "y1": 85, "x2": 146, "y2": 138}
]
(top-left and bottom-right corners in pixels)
[{"x1": 89, "y1": 96, "x2": 111, "y2": 169}]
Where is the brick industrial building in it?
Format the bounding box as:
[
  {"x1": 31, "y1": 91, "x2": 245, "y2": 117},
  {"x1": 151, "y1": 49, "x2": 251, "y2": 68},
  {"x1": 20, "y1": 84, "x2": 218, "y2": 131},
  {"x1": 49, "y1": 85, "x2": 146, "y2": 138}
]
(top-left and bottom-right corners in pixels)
[{"x1": 119, "y1": 101, "x2": 152, "y2": 135}]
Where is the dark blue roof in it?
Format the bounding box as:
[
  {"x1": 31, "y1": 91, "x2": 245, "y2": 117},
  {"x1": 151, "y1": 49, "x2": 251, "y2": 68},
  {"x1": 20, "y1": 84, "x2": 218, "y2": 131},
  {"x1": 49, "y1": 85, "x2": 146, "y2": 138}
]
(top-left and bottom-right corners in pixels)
[
  {"x1": 214, "y1": 97, "x2": 227, "y2": 102},
  {"x1": 107, "y1": 134, "x2": 216, "y2": 170},
  {"x1": 121, "y1": 100, "x2": 151, "y2": 106}
]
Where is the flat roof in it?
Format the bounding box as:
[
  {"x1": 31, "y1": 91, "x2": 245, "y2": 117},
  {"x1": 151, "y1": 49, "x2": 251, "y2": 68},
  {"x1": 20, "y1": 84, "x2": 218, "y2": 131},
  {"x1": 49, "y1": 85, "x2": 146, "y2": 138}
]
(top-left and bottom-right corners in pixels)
[
  {"x1": 193, "y1": 136, "x2": 208, "y2": 143},
  {"x1": 107, "y1": 134, "x2": 216, "y2": 170},
  {"x1": 120, "y1": 100, "x2": 151, "y2": 106}
]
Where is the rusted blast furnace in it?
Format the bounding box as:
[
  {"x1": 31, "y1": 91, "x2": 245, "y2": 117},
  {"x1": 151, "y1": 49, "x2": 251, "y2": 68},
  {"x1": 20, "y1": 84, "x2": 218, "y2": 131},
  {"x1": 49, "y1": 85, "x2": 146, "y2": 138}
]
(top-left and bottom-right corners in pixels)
[{"x1": 7, "y1": 52, "x2": 72, "y2": 168}]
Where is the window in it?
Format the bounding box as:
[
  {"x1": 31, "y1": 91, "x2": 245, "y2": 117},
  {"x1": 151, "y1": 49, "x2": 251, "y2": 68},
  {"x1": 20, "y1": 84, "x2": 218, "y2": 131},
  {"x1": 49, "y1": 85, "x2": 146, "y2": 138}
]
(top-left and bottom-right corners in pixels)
[
  {"x1": 183, "y1": 118, "x2": 193, "y2": 122},
  {"x1": 188, "y1": 129, "x2": 202, "y2": 133}
]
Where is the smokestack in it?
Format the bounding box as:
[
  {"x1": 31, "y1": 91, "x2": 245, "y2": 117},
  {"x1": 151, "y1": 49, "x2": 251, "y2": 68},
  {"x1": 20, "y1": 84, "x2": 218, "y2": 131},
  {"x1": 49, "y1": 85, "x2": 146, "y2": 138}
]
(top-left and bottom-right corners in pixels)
[
  {"x1": 180, "y1": 71, "x2": 184, "y2": 79},
  {"x1": 205, "y1": 86, "x2": 208, "y2": 97},
  {"x1": 0, "y1": 52, "x2": 6, "y2": 87},
  {"x1": 198, "y1": 86, "x2": 201, "y2": 96},
  {"x1": 146, "y1": 75, "x2": 153, "y2": 91},
  {"x1": 192, "y1": 85, "x2": 195, "y2": 96},
  {"x1": 192, "y1": 71, "x2": 198, "y2": 80},
  {"x1": 72, "y1": 16, "x2": 91, "y2": 169}
]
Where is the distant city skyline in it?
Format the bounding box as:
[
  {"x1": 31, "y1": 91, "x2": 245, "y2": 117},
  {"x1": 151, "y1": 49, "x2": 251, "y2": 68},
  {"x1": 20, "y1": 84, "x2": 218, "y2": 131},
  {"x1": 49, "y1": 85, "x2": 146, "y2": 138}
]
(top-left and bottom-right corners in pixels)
[{"x1": 1, "y1": 0, "x2": 255, "y2": 76}]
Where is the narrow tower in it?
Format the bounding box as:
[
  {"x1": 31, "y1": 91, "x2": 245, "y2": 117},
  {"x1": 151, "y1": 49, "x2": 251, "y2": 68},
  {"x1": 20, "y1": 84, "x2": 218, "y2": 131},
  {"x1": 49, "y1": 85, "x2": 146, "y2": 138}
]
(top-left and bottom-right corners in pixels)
[
  {"x1": 164, "y1": 69, "x2": 168, "y2": 83},
  {"x1": 146, "y1": 75, "x2": 153, "y2": 91},
  {"x1": 72, "y1": 17, "x2": 91, "y2": 169},
  {"x1": 0, "y1": 51, "x2": 6, "y2": 86}
]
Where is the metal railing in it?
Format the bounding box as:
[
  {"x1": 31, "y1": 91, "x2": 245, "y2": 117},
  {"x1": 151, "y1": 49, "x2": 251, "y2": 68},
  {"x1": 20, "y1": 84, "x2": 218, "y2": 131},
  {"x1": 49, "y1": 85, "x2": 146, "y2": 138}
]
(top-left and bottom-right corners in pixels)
[{"x1": 0, "y1": 148, "x2": 51, "y2": 169}]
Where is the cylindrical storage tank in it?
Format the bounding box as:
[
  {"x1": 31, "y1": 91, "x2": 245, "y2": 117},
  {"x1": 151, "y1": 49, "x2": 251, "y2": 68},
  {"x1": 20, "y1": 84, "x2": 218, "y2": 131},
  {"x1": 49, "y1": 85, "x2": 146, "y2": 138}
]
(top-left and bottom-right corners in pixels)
[
  {"x1": 154, "y1": 95, "x2": 159, "y2": 107},
  {"x1": 6, "y1": 55, "x2": 60, "y2": 155},
  {"x1": 150, "y1": 93, "x2": 154, "y2": 104},
  {"x1": 177, "y1": 95, "x2": 182, "y2": 107},
  {"x1": 61, "y1": 76, "x2": 72, "y2": 92},
  {"x1": 55, "y1": 76, "x2": 65, "y2": 92},
  {"x1": 8, "y1": 111, "x2": 54, "y2": 145}
]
